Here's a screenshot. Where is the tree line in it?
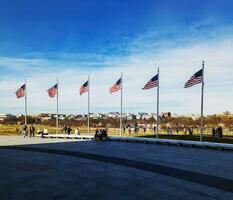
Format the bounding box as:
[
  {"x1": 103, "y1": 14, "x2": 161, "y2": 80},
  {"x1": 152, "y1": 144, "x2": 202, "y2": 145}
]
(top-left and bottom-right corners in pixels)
[{"x1": 2, "y1": 114, "x2": 233, "y2": 130}]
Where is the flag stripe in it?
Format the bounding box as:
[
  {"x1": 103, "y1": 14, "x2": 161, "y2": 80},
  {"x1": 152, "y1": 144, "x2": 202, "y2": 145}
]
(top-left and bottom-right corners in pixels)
[
  {"x1": 16, "y1": 84, "x2": 25, "y2": 98},
  {"x1": 109, "y1": 84, "x2": 121, "y2": 93},
  {"x1": 80, "y1": 81, "x2": 89, "y2": 95},
  {"x1": 47, "y1": 84, "x2": 58, "y2": 98},
  {"x1": 109, "y1": 78, "x2": 121, "y2": 93},
  {"x1": 143, "y1": 74, "x2": 158, "y2": 90},
  {"x1": 184, "y1": 69, "x2": 203, "y2": 88}
]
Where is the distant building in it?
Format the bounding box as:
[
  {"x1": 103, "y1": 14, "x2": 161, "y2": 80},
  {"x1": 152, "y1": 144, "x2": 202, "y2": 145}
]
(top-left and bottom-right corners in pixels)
[
  {"x1": 33, "y1": 113, "x2": 67, "y2": 121},
  {"x1": 34, "y1": 113, "x2": 51, "y2": 121},
  {"x1": 0, "y1": 114, "x2": 7, "y2": 121},
  {"x1": 89, "y1": 113, "x2": 106, "y2": 119},
  {"x1": 107, "y1": 112, "x2": 120, "y2": 118},
  {"x1": 161, "y1": 112, "x2": 171, "y2": 118}
]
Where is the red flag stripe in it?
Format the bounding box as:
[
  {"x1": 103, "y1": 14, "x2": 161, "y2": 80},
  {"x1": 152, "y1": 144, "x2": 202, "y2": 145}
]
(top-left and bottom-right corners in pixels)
[
  {"x1": 47, "y1": 84, "x2": 58, "y2": 98},
  {"x1": 15, "y1": 84, "x2": 25, "y2": 98}
]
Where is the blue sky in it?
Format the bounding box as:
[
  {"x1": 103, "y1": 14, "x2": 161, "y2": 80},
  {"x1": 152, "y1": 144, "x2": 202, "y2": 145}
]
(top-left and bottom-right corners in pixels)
[{"x1": 0, "y1": 0, "x2": 233, "y2": 114}]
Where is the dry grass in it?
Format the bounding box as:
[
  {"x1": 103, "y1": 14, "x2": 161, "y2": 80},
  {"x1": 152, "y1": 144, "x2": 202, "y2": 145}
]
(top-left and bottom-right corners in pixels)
[{"x1": 1, "y1": 124, "x2": 233, "y2": 144}]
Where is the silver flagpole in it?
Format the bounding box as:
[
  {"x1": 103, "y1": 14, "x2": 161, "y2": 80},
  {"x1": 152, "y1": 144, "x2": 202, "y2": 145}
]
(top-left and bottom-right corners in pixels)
[
  {"x1": 56, "y1": 78, "x2": 59, "y2": 134},
  {"x1": 120, "y1": 72, "x2": 123, "y2": 136},
  {"x1": 24, "y1": 79, "x2": 27, "y2": 125},
  {"x1": 200, "y1": 61, "x2": 205, "y2": 141},
  {"x1": 88, "y1": 75, "x2": 90, "y2": 135},
  {"x1": 156, "y1": 68, "x2": 159, "y2": 139}
]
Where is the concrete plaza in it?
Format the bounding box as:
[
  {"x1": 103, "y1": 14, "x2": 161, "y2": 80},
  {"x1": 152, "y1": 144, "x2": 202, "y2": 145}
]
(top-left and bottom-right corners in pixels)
[{"x1": 0, "y1": 136, "x2": 232, "y2": 200}]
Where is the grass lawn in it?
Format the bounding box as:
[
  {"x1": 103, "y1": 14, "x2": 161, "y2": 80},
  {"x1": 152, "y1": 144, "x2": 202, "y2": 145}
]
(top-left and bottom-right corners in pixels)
[{"x1": 1, "y1": 124, "x2": 233, "y2": 144}]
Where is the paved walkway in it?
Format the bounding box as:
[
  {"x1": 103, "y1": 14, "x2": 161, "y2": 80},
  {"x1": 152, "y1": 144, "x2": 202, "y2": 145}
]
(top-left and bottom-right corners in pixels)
[{"x1": 0, "y1": 136, "x2": 232, "y2": 200}]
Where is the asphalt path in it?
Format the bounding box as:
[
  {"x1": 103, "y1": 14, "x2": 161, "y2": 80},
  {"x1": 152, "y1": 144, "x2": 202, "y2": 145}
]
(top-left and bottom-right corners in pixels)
[{"x1": 0, "y1": 136, "x2": 232, "y2": 200}]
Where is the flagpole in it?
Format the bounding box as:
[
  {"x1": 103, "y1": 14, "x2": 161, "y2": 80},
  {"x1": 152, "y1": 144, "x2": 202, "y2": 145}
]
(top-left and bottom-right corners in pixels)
[
  {"x1": 120, "y1": 72, "x2": 123, "y2": 136},
  {"x1": 200, "y1": 61, "x2": 205, "y2": 141},
  {"x1": 24, "y1": 79, "x2": 27, "y2": 125},
  {"x1": 56, "y1": 78, "x2": 59, "y2": 134},
  {"x1": 156, "y1": 68, "x2": 159, "y2": 139},
  {"x1": 88, "y1": 75, "x2": 90, "y2": 135}
]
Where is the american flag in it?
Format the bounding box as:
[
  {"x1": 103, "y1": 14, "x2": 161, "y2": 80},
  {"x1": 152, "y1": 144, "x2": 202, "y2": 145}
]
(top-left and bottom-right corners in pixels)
[
  {"x1": 15, "y1": 84, "x2": 26, "y2": 98},
  {"x1": 184, "y1": 69, "x2": 203, "y2": 88},
  {"x1": 143, "y1": 74, "x2": 158, "y2": 89},
  {"x1": 80, "y1": 81, "x2": 89, "y2": 95},
  {"x1": 47, "y1": 84, "x2": 58, "y2": 98},
  {"x1": 109, "y1": 78, "x2": 121, "y2": 93}
]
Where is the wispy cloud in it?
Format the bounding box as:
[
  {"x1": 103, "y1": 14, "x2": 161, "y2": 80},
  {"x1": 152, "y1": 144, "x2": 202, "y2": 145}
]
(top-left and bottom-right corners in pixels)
[{"x1": 0, "y1": 24, "x2": 233, "y2": 115}]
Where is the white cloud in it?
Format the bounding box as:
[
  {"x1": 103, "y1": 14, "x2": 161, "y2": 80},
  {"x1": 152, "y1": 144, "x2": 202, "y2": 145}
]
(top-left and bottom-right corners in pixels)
[{"x1": 0, "y1": 32, "x2": 233, "y2": 115}]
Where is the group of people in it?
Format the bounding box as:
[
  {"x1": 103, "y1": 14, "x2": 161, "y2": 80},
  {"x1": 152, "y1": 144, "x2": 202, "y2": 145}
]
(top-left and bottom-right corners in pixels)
[
  {"x1": 63, "y1": 125, "x2": 80, "y2": 135},
  {"x1": 21, "y1": 124, "x2": 81, "y2": 137},
  {"x1": 20, "y1": 124, "x2": 224, "y2": 138},
  {"x1": 21, "y1": 124, "x2": 36, "y2": 137},
  {"x1": 184, "y1": 127, "x2": 194, "y2": 135},
  {"x1": 37, "y1": 128, "x2": 48, "y2": 135},
  {"x1": 212, "y1": 126, "x2": 223, "y2": 137},
  {"x1": 123, "y1": 125, "x2": 152, "y2": 134},
  {"x1": 167, "y1": 127, "x2": 194, "y2": 135},
  {"x1": 94, "y1": 129, "x2": 108, "y2": 141},
  {"x1": 167, "y1": 126, "x2": 223, "y2": 137},
  {"x1": 22, "y1": 125, "x2": 49, "y2": 137},
  {"x1": 63, "y1": 125, "x2": 72, "y2": 135}
]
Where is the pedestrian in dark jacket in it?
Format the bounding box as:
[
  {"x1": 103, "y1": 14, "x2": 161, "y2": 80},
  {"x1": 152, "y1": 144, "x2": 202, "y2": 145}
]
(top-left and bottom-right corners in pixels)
[
  {"x1": 153, "y1": 126, "x2": 156, "y2": 134},
  {"x1": 63, "y1": 125, "x2": 67, "y2": 134},
  {"x1": 143, "y1": 126, "x2": 146, "y2": 133},
  {"x1": 188, "y1": 127, "x2": 193, "y2": 136},
  {"x1": 212, "y1": 128, "x2": 216, "y2": 136},
  {"x1": 217, "y1": 126, "x2": 223, "y2": 137},
  {"x1": 67, "y1": 126, "x2": 72, "y2": 135},
  {"x1": 29, "y1": 124, "x2": 35, "y2": 137},
  {"x1": 102, "y1": 129, "x2": 108, "y2": 139},
  {"x1": 123, "y1": 126, "x2": 126, "y2": 134}
]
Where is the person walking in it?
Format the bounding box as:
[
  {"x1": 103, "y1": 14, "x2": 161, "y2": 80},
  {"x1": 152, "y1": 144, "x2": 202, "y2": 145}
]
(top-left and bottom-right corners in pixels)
[
  {"x1": 134, "y1": 126, "x2": 137, "y2": 134},
  {"x1": 29, "y1": 124, "x2": 35, "y2": 137},
  {"x1": 143, "y1": 126, "x2": 146, "y2": 133},
  {"x1": 123, "y1": 126, "x2": 126, "y2": 134},
  {"x1": 217, "y1": 126, "x2": 223, "y2": 137},
  {"x1": 22, "y1": 124, "x2": 27, "y2": 137},
  {"x1": 67, "y1": 126, "x2": 72, "y2": 135},
  {"x1": 63, "y1": 125, "x2": 67, "y2": 134},
  {"x1": 212, "y1": 127, "x2": 216, "y2": 136},
  {"x1": 75, "y1": 128, "x2": 80, "y2": 135},
  {"x1": 188, "y1": 127, "x2": 193, "y2": 136},
  {"x1": 153, "y1": 126, "x2": 156, "y2": 135}
]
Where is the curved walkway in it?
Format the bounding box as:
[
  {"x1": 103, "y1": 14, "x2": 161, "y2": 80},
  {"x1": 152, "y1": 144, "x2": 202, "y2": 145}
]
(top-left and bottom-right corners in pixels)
[{"x1": 1, "y1": 145, "x2": 233, "y2": 193}]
